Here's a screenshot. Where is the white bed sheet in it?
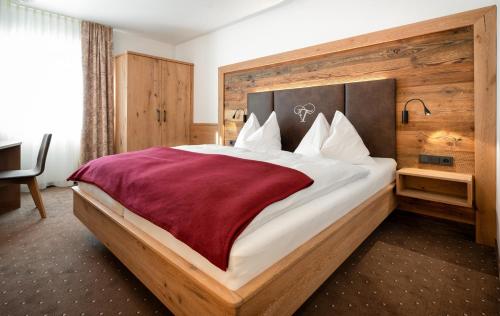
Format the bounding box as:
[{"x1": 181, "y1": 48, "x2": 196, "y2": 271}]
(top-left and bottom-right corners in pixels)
[
  {"x1": 80, "y1": 144, "x2": 370, "y2": 232},
  {"x1": 120, "y1": 156, "x2": 396, "y2": 290}
]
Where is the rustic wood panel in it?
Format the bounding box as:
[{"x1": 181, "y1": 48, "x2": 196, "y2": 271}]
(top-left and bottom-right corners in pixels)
[
  {"x1": 223, "y1": 26, "x2": 475, "y2": 174},
  {"x1": 190, "y1": 123, "x2": 218, "y2": 145},
  {"x1": 473, "y1": 9, "x2": 497, "y2": 245},
  {"x1": 219, "y1": 7, "x2": 492, "y2": 75}
]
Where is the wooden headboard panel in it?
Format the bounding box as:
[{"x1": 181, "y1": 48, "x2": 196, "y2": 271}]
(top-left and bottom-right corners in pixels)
[
  {"x1": 218, "y1": 6, "x2": 496, "y2": 245},
  {"x1": 247, "y1": 79, "x2": 396, "y2": 158},
  {"x1": 223, "y1": 26, "x2": 475, "y2": 173}
]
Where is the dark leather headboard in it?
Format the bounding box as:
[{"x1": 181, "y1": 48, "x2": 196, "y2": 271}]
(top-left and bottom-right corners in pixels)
[
  {"x1": 246, "y1": 78, "x2": 396, "y2": 158},
  {"x1": 345, "y1": 80, "x2": 396, "y2": 159},
  {"x1": 247, "y1": 91, "x2": 273, "y2": 125},
  {"x1": 274, "y1": 85, "x2": 344, "y2": 152}
]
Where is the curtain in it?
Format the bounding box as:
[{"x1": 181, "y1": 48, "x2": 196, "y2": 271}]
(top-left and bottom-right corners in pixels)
[
  {"x1": 80, "y1": 21, "x2": 114, "y2": 163},
  {"x1": 0, "y1": 0, "x2": 82, "y2": 189}
]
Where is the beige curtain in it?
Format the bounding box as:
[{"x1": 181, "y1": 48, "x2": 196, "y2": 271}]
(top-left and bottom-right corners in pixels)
[{"x1": 80, "y1": 21, "x2": 114, "y2": 164}]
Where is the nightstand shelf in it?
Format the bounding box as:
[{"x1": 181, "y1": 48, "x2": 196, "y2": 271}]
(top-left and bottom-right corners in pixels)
[{"x1": 396, "y1": 168, "x2": 473, "y2": 208}]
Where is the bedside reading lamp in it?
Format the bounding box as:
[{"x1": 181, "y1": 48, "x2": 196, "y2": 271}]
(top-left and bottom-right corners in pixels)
[
  {"x1": 402, "y1": 98, "x2": 431, "y2": 124},
  {"x1": 232, "y1": 108, "x2": 248, "y2": 122}
]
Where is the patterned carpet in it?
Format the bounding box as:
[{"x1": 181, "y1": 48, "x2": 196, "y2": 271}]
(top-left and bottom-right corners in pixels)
[{"x1": 0, "y1": 187, "x2": 499, "y2": 316}]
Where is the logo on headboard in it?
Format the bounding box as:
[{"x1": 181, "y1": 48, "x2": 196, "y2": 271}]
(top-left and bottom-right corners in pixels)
[{"x1": 293, "y1": 103, "x2": 316, "y2": 123}]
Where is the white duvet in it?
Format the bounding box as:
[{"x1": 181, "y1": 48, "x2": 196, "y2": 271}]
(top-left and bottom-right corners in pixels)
[
  {"x1": 79, "y1": 145, "x2": 395, "y2": 290},
  {"x1": 175, "y1": 145, "x2": 369, "y2": 237}
]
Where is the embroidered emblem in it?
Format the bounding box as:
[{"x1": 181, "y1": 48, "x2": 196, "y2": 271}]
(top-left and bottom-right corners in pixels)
[{"x1": 293, "y1": 103, "x2": 316, "y2": 123}]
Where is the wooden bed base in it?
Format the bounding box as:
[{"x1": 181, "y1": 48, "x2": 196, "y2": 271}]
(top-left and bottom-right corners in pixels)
[{"x1": 72, "y1": 183, "x2": 396, "y2": 315}]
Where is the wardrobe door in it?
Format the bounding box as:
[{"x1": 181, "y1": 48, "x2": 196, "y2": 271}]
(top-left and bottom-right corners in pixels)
[
  {"x1": 160, "y1": 61, "x2": 192, "y2": 146},
  {"x1": 114, "y1": 54, "x2": 128, "y2": 153},
  {"x1": 127, "y1": 54, "x2": 162, "y2": 151}
]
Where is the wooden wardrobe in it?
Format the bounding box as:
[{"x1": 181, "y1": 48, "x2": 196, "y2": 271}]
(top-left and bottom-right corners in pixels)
[{"x1": 114, "y1": 51, "x2": 193, "y2": 153}]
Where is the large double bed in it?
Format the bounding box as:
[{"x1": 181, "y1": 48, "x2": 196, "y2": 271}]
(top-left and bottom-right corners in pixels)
[{"x1": 72, "y1": 79, "x2": 398, "y2": 315}]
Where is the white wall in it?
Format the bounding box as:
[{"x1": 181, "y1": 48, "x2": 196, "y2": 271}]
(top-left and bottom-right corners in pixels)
[
  {"x1": 174, "y1": 0, "x2": 499, "y2": 257},
  {"x1": 113, "y1": 29, "x2": 174, "y2": 58}
]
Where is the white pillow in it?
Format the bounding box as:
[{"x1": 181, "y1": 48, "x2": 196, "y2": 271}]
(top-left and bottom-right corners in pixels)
[
  {"x1": 294, "y1": 113, "x2": 330, "y2": 156},
  {"x1": 234, "y1": 113, "x2": 259, "y2": 148},
  {"x1": 235, "y1": 111, "x2": 281, "y2": 153},
  {"x1": 321, "y1": 111, "x2": 371, "y2": 164}
]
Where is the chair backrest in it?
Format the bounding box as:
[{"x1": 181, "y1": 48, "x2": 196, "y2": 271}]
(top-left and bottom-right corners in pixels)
[{"x1": 34, "y1": 134, "x2": 52, "y2": 176}]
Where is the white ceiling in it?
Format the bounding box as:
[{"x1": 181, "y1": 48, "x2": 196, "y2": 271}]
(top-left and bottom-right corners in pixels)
[{"x1": 17, "y1": 0, "x2": 288, "y2": 44}]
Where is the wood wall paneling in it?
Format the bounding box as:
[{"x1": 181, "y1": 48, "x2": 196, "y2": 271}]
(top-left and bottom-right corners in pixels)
[
  {"x1": 218, "y1": 6, "x2": 493, "y2": 75},
  {"x1": 190, "y1": 124, "x2": 218, "y2": 145},
  {"x1": 223, "y1": 26, "x2": 475, "y2": 173},
  {"x1": 473, "y1": 8, "x2": 497, "y2": 245}
]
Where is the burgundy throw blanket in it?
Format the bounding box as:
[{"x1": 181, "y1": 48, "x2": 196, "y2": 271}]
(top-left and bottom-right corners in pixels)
[{"x1": 68, "y1": 147, "x2": 313, "y2": 270}]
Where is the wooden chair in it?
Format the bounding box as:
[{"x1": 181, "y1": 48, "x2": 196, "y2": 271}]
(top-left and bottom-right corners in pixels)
[{"x1": 0, "y1": 134, "x2": 52, "y2": 218}]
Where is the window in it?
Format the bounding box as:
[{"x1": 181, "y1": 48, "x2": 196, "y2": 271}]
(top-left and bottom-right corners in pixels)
[{"x1": 0, "y1": 0, "x2": 82, "y2": 188}]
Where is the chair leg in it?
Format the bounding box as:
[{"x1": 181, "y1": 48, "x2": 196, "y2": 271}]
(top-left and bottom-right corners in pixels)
[{"x1": 27, "y1": 177, "x2": 46, "y2": 219}]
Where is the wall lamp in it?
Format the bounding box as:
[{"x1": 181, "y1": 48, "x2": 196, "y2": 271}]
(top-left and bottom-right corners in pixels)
[
  {"x1": 232, "y1": 108, "x2": 247, "y2": 122},
  {"x1": 402, "y1": 98, "x2": 431, "y2": 124}
]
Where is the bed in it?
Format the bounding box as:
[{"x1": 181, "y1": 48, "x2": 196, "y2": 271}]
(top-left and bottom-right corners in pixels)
[{"x1": 72, "y1": 78, "x2": 398, "y2": 315}]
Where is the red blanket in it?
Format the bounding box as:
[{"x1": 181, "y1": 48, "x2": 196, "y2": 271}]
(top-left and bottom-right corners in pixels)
[{"x1": 68, "y1": 147, "x2": 313, "y2": 270}]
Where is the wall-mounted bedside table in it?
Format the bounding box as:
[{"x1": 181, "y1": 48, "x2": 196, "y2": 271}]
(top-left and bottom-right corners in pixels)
[{"x1": 396, "y1": 168, "x2": 473, "y2": 208}]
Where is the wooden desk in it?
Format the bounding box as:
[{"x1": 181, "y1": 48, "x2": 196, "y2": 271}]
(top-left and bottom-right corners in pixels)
[{"x1": 0, "y1": 140, "x2": 21, "y2": 211}]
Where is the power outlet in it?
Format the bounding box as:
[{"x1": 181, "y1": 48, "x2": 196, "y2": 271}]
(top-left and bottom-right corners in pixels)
[
  {"x1": 419, "y1": 154, "x2": 454, "y2": 166},
  {"x1": 439, "y1": 156, "x2": 453, "y2": 166}
]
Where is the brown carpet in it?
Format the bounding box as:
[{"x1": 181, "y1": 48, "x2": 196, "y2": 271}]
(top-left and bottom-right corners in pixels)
[{"x1": 0, "y1": 187, "x2": 498, "y2": 316}]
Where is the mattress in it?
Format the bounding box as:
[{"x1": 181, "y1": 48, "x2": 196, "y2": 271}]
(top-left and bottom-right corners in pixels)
[
  {"x1": 79, "y1": 181, "x2": 126, "y2": 216},
  {"x1": 78, "y1": 147, "x2": 396, "y2": 290}
]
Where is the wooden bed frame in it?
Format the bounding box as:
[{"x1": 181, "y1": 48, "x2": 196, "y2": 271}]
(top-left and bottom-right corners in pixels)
[
  {"x1": 73, "y1": 183, "x2": 396, "y2": 315},
  {"x1": 74, "y1": 76, "x2": 397, "y2": 314}
]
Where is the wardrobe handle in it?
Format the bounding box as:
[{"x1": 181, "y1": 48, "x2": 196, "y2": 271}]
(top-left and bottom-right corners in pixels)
[
  {"x1": 156, "y1": 109, "x2": 160, "y2": 123},
  {"x1": 163, "y1": 110, "x2": 166, "y2": 122}
]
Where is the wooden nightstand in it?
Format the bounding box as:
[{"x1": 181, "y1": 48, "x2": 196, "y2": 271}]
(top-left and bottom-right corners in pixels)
[{"x1": 396, "y1": 168, "x2": 473, "y2": 208}]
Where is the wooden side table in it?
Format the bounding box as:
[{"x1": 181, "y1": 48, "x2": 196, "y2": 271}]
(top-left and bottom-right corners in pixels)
[
  {"x1": 396, "y1": 168, "x2": 473, "y2": 208},
  {"x1": 0, "y1": 140, "x2": 21, "y2": 212}
]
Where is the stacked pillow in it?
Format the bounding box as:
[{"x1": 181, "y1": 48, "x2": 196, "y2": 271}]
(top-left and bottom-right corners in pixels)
[
  {"x1": 235, "y1": 110, "x2": 372, "y2": 164},
  {"x1": 234, "y1": 112, "x2": 281, "y2": 152},
  {"x1": 294, "y1": 113, "x2": 330, "y2": 157},
  {"x1": 295, "y1": 111, "x2": 372, "y2": 164}
]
